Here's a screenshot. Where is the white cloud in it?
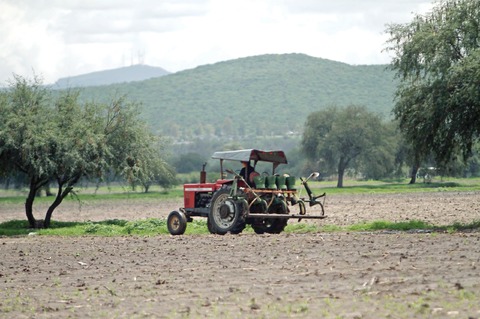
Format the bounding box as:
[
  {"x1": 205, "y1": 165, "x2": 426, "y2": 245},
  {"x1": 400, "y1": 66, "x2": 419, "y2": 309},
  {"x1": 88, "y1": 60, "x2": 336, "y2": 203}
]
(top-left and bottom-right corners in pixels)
[{"x1": 0, "y1": 0, "x2": 432, "y2": 84}]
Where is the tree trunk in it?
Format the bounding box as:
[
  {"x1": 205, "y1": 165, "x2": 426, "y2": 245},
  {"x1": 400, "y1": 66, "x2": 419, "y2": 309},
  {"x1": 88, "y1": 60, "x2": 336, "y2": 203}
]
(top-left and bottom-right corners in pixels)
[
  {"x1": 44, "y1": 184, "x2": 74, "y2": 228},
  {"x1": 409, "y1": 165, "x2": 418, "y2": 184},
  {"x1": 26, "y1": 177, "x2": 48, "y2": 228},
  {"x1": 337, "y1": 157, "x2": 347, "y2": 188},
  {"x1": 337, "y1": 169, "x2": 344, "y2": 188},
  {"x1": 44, "y1": 175, "x2": 80, "y2": 228},
  {"x1": 44, "y1": 193, "x2": 63, "y2": 229},
  {"x1": 45, "y1": 183, "x2": 53, "y2": 196},
  {"x1": 25, "y1": 180, "x2": 37, "y2": 228}
]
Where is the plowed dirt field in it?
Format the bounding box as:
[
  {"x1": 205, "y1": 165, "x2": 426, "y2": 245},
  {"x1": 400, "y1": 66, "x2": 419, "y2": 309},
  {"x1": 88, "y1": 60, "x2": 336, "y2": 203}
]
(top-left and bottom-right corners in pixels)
[{"x1": 1, "y1": 191, "x2": 480, "y2": 318}]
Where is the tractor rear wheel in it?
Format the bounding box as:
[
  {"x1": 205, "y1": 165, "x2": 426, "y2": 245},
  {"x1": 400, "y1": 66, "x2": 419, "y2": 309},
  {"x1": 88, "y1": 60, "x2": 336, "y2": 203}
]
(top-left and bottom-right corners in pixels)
[
  {"x1": 207, "y1": 217, "x2": 216, "y2": 234},
  {"x1": 209, "y1": 188, "x2": 245, "y2": 235},
  {"x1": 229, "y1": 200, "x2": 247, "y2": 234},
  {"x1": 167, "y1": 210, "x2": 187, "y2": 235}
]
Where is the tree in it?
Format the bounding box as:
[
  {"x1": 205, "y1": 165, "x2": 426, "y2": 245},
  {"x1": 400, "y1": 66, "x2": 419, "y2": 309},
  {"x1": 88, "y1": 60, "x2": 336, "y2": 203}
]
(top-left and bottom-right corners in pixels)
[
  {"x1": 359, "y1": 121, "x2": 399, "y2": 180},
  {"x1": 385, "y1": 0, "x2": 480, "y2": 169},
  {"x1": 302, "y1": 105, "x2": 393, "y2": 187},
  {"x1": 123, "y1": 133, "x2": 176, "y2": 193},
  {"x1": 173, "y1": 152, "x2": 207, "y2": 173},
  {"x1": 0, "y1": 75, "x2": 174, "y2": 228}
]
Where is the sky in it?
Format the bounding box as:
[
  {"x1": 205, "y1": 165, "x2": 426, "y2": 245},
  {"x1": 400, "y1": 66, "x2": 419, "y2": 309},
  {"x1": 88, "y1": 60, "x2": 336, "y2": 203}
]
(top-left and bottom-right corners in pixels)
[{"x1": 0, "y1": 0, "x2": 433, "y2": 84}]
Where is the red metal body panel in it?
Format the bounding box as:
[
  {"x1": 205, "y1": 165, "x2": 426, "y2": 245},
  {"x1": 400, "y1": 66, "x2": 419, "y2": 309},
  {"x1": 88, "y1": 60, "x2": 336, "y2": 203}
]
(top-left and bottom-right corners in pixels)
[
  {"x1": 183, "y1": 183, "x2": 216, "y2": 208},
  {"x1": 183, "y1": 180, "x2": 235, "y2": 208}
]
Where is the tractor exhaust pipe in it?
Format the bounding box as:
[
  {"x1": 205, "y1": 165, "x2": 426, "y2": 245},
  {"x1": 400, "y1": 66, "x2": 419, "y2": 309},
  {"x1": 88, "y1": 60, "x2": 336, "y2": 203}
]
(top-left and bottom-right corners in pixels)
[{"x1": 200, "y1": 162, "x2": 207, "y2": 184}]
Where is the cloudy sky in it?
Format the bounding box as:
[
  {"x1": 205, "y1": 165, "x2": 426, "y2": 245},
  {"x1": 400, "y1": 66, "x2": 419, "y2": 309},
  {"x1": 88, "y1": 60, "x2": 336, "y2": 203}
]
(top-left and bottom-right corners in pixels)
[{"x1": 0, "y1": 0, "x2": 433, "y2": 84}]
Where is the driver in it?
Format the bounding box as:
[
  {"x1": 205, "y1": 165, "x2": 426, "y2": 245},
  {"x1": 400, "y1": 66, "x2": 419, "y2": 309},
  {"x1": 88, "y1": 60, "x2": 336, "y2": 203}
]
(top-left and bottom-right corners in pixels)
[{"x1": 239, "y1": 161, "x2": 257, "y2": 188}]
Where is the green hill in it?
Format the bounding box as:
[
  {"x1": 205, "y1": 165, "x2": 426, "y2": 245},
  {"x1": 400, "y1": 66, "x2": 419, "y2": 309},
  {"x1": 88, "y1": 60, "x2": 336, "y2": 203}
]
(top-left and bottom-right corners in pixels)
[{"x1": 77, "y1": 53, "x2": 397, "y2": 140}]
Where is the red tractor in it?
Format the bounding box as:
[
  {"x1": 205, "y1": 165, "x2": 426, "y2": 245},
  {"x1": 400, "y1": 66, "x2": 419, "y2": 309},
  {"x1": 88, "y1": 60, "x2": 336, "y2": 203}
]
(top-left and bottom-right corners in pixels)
[{"x1": 167, "y1": 149, "x2": 327, "y2": 235}]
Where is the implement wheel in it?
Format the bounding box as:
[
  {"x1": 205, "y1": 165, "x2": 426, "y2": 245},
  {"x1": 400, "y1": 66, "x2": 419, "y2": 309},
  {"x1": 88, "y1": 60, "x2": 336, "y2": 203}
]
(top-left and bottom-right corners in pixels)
[
  {"x1": 167, "y1": 210, "x2": 187, "y2": 235},
  {"x1": 252, "y1": 200, "x2": 288, "y2": 234}
]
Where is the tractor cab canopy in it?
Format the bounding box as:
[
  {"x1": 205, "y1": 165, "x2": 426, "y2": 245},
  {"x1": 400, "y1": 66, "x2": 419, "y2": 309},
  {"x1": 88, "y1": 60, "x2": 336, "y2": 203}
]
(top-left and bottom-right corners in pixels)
[{"x1": 212, "y1": 149, "x2": 288, "y2": 176}]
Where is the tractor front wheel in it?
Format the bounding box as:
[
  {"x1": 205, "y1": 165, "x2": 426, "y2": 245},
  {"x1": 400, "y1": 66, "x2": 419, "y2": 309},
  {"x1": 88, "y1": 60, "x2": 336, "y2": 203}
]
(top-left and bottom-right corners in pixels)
[{"x1": 167, "y1": 210, "x2": 187, "y2": 235}]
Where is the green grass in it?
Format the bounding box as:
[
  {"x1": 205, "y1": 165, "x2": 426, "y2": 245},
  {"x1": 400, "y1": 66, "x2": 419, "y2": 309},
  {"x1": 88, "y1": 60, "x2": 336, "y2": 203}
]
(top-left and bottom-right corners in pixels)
[
  {"x1": 308, "y1": 177, "x2": 480, "y2": 195},
  {"x1": 347, "y1": 220, "x2": 434, "y2": 232},
  {"x1": 1, "y1": 177, "x2": 479, "y2": 237},
  {"x1": 0, "y1": 187, "x2": 183, "y2": 205},
  {"x1": 1, "y1": 218, "x2": 479, "y2": 237}
]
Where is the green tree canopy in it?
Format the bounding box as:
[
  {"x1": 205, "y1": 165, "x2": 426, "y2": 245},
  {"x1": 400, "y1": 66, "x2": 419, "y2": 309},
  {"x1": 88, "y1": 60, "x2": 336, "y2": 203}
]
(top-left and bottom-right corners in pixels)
[
  {"x1": 0, "y1": 75, "x2": 174, "y2": 228},
  {"x1": 122, "y1": 133, "x2": 176, "y2": 193},
  {"x1": 385, "y1": 0, "x2": 480, "y2": 168},
  {"x1": 301, "y1": 105, "x2": 395, "y2": 188},
  {"x1": 173, "y1": 152, "x2": 207, "y2": 174}
]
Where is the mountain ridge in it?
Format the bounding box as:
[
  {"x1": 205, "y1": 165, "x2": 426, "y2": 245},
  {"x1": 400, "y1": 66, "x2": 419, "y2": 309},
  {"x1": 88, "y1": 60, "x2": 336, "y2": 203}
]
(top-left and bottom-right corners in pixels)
[{"x1": 54, "y1": 64, "x2": 170, "y2": 88}]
